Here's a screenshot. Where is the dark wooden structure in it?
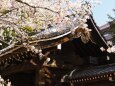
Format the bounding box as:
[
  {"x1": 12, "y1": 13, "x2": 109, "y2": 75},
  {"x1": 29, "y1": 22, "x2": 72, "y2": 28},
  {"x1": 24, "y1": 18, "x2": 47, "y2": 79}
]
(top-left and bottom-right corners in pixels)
[
  {"x1": 0, "y1": 16, "x2": 115, "y2": 86},
  {"x1": 62, "y1": 63, "x2": 115, "y2": 86}
]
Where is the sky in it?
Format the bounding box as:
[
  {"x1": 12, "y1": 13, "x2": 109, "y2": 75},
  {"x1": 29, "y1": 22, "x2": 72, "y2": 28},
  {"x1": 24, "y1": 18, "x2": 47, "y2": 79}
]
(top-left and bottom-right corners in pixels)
[{"x1": 92, "y1": 0, "x2": 115, "y2": 26}]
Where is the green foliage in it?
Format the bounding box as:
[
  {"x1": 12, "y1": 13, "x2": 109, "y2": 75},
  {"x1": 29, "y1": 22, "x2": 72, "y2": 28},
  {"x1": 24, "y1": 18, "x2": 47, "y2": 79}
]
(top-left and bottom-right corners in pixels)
[
  {"x1": 108, "y1": 9, "x2": 115, "y2": 22},
  {"x1": 20, "y1": 26, "x2": 33, "y2": 33},
  {"x1": 11, "y1": 31, "x2": 17, "y2": 37},
  {"x1": 20, "y1": 11, "x2": 28, "y2": 19},
  {"x1": 108, "y1": 15, "x2": 115, "y2": 21},
  {"x1": 107, "y1": 9, "x2": 115, "y2": 44},
  {"x1": 3, "y1": 27, "x2": 17, "y2": 43}
]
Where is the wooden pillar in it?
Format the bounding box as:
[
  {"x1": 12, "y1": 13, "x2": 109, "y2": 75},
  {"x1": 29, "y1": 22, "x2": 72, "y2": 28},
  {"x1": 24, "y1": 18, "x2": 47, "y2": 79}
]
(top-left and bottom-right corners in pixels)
[
  {"x1": 35, "y1": 69, "x2": 39, "y2": 86},
  {"x1": 35, "y1": 66, "x2": 53, "y2": 86},
  {"x1": 35, "y1": 68, "x2": 45, "y2": 86}
]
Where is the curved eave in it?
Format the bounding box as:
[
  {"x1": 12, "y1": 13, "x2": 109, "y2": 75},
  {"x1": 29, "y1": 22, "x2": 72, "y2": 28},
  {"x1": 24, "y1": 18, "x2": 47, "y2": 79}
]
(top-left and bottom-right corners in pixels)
[
  {"x1": 89, "y1": 15, "x2": 108, "y2": 48},
  {"x1": 0, "y1": 15, "x2": 109, "y2": 63},
  {"x1": 72, "y1": 16, "x2": 109, "y2": 57},
  {"x1": 0, "y1": 32, "x2": 71, "y2": 61},
  {"x1": 63, "y1": 63, "x2": 115, "y2": 83}
]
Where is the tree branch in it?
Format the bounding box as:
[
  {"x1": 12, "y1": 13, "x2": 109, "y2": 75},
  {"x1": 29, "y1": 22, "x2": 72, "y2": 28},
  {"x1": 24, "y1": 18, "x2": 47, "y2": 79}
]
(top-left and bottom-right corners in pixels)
[
  {"x1": 0, "y1": 39, "x2": 9, "y2": 46},
  {"x1": 15, "y1": 0, "x2": 59, "y2": 14},
  {"x1": 0, "y1": 8, "x2": 18, "y2": 17},
  {"x1": 0, "y1": 18, "x2": 27, "y2": 39}
]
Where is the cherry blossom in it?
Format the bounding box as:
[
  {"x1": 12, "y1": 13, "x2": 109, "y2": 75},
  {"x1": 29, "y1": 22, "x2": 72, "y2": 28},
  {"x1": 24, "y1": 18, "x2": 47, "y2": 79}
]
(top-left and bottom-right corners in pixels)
[{"x1": 0, "y1": 0, "x2": 100, "y2": 55}]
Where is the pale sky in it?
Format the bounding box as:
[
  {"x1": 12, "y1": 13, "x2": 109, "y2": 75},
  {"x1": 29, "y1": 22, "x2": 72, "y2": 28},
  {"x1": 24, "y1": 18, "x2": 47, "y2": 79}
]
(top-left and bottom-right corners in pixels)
[{"x1": 92, "y1": 0, "x2": 115, "y2": 26}]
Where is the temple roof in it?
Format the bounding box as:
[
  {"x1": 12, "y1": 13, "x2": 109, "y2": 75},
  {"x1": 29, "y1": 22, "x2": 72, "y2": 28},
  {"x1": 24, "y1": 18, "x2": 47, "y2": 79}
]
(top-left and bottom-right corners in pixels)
[
  {"x1": 71, "y1": 15, "x2": 108, "y2": 57},
  {"x1": 61, "y1": 16, "x2": 115, "y2": 84},
  {"x1": 0, "y1": 15, "x2": 111, "y2": 72},
  {"x1": 63, "y1": 63, "x2": 115, "y2": 83},
  {"x1": 0, "y1": 15, "x2": 108, "y2": 58},
  {"x1": 70, "y1": 64, "x2": 115, "y2": 79}
]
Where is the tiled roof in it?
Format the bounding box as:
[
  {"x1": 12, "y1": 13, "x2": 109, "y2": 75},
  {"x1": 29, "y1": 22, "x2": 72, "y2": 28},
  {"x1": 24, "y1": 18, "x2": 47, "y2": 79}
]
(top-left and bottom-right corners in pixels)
[{"x1": 64, "y1": 63, "x2": 115, "y2": 82}]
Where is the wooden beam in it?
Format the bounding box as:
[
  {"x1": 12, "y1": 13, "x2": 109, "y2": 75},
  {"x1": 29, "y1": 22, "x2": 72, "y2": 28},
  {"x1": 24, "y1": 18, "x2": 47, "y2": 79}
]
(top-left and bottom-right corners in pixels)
[{"x1": 1, "y1": 61, "x2": 37, "y2": 76}]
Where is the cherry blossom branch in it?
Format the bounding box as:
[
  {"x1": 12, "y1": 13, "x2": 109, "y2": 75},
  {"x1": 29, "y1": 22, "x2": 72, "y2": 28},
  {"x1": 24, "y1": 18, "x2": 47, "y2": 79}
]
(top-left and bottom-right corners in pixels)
[
  {"x1": 0, "y1": 8, "x2": 18, "y2": 17},
  {"x1": 0, "y1": 43, "x2": 15, "y2": 54},
  {"x1": 0, "y1": 39, "x2": 9, "y2": 46},
  {"x1": 15, "y1": 0, "x2": 59, "y2": 14},
  {"x1": 0, "y1": 18, "x2": 27, "y2": 38}
]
